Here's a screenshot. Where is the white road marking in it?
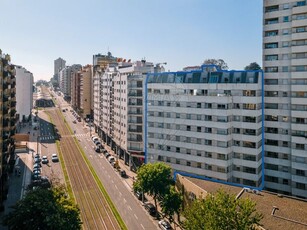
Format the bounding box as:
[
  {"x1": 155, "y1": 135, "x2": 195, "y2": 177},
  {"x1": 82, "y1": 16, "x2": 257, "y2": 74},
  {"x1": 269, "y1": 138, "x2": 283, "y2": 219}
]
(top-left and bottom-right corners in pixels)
[
  {"x1": 119, "y1": 192, "x2": 122, "y2": 196},
  {"x1": 128, "y1": 206, "x2": 132, "y2": 211},
  {"x1": 111, "y1": 180, "x2": 114, "y2": 184},
  {"x1": 141, "y1": 224, "x2": 145, "y2": 230},
  {"x1": 123, "y1": 198, "x2": 126, "y2": 203},
  {"x1": 115, "y1": 185, "x2": 118, "y2": 190},
  {"x1": 134, "y1": 214, "x2": 138, "y2": 220}
]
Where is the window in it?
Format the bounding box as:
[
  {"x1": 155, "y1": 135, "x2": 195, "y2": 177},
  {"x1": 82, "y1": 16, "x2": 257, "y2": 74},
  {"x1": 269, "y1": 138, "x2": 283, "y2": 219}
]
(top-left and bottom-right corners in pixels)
[
  {"x1": 282, "y1": 41, "x2": 290, "y2": 47},
  {"x1": 176, "y1": 147, "x2": 180, "y2": 153},
  {"x1": 282, "y1": 29, "x2": 290, "y2": 35},
  {"x1": 197, "y1": 127, "x2": 202, "y2": 132},
  {"x1": 296, "y1": 27, "x2": 306, "y2": 33},
  {"x1": 265, "y1": 67, "x2": 278, "y2": 72},
  {"x1": 265, "y1": 43, "x2": 278, "y2": 49},
  {"x1": 186, "y1": 114, "x2": 191, "y2": 119},
  {"x1": 176, "y1": 159, "x2": 180, "y2": 164},
  {"x1": 282, "y1": 66, "x2": 289, "y2": 72},
  {"x1": 265, "y1": 30, "x2": 278, "y2": 37},
  {"x1": 187, "y1": 125, "x2": 191, "y2": 131},
  {"x1": 186, "y1": 161, "x2": 191, "y2": 167},
  {"x1": 197, "y1": 162, "x2": 201, "y2": 168},
  {"x1": 296, "y1": 1, "x2": 306, "y2": 7},
  {"x1": 283, "y1": 16, "x2": 289, "y2": 22},
  {"x1": 205, "y1": 127, "x2": 212, "y2": 133},
  {"x1": 265, "y1": 18, "x2": 278, "y2": 25},
  {"x1": 296, "y1": 169, "x2": 305, "y2": 176},
  {"x1": 205, "y1": 152, "x2": 212, "y2": 158},
  {"x1": 283, "y1": 3, "x2": 289, "y2": 9}
]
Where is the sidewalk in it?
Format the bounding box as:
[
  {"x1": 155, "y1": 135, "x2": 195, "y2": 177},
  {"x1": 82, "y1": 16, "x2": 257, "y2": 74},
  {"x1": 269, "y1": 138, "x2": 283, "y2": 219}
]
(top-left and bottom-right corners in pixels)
[{"x1": 0, "y1": 117, "x2": 38, "y2": 229}]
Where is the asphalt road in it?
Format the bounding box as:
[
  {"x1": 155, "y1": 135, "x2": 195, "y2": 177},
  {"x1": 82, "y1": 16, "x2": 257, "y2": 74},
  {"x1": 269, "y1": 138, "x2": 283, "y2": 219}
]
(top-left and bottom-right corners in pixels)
[{"x1": 52, "y1": 91, "x2": 159, "y2": 230}]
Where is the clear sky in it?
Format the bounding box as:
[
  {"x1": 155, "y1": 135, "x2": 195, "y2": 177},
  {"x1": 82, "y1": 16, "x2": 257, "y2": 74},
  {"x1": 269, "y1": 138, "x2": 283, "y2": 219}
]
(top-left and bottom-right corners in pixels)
[{"x1": 0, "y1": 0, "x2": 262, "y2": 81}]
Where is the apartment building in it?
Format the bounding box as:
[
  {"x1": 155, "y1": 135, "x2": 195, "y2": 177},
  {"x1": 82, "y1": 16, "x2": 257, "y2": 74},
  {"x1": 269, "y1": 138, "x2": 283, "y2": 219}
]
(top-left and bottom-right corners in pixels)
[
  {"x1": 93, "y1": 52, "x2": 117, "y2": 130},
  {"x1": 97, "y1": 60, "x2": 163, "y2": 169},
  {"x1": 0, "y1": 50, "x2": 17, "y2": 209},
  {"x1": 15, "y1": 66, "x2": 33, "y2": 122},
  {"x1": 59, "y1": 65, "x2": 81, "y2": 101},
  {"x1": 53, "y1": 57, "x2": 66, "y2": 86},
  {"x1": 146, "y1": 65, "x2": 264, "y2": 188},
  {"x1": 263, "y1": 0, "x2": 307, "y2": 198},
  {"x1": 80, "y1": 65, "x2": 92, "y2": 118}
]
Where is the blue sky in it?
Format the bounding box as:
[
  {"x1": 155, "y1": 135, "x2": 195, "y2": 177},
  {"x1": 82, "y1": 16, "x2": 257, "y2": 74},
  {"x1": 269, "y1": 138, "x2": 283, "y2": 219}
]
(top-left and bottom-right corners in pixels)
[{"x1": 0, "y1": 0, "x2": 262, "y2": 81}]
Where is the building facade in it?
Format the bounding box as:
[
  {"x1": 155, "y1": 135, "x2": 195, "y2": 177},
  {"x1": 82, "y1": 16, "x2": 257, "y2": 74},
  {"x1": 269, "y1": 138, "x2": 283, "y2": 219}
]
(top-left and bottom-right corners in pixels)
[
  {"x1": 263, "y1": 0, "x2": 307, "y2": 198},
  {"x1": 0, "y1": 50, "x2": 17, "y2": 209},
  {"x1": 97, "y1": 60, "x2": 163, "y2": 170},
  {"x1": 59, "y1": 65, "x2": 81, "y2": 101},
  {"x1": 53, "y1": 57, "x2": 66, "y2": 85},
  {"x1": 146, "y1": 65, "x2": 264, "y2": 188},
  {"x1": 79, "y1": 65, "x2": 92, "y2": 118},
  {"x1": 15, "y1": 66, "x2": 33, "y2": 122}
]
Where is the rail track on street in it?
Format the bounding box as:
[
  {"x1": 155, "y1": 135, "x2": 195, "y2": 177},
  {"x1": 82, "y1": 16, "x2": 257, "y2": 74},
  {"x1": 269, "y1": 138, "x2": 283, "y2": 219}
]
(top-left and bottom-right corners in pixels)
[{"x1": 47, "y1": 108, "x2": 122, "y2": 230}]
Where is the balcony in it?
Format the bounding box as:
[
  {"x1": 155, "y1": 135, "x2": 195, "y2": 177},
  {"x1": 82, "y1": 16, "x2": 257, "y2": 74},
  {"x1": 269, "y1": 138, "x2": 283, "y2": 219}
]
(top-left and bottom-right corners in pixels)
[
  {"x1": 128, "y1": 101, "x2": 143, "y2": 106},
  {"x1": 128, "y1": 136, "x2": 143, "y2": 142},
  {"x1": 128, "y1": 127, "x2": 142, "y2": 133},
  {"x1": 128, "y1": 118, "x2": 142, "y2": 124},
  {"x1": 128, "y1": 110, "x2": 142, "y2": 115},
  {"x1": 127, "y1": 146, "x2": 143, "y2": 151}
]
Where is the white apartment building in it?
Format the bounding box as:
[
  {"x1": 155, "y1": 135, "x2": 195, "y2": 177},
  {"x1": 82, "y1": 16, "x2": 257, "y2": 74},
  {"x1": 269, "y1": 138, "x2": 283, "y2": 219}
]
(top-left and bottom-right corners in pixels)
[
  {"x1": 146, "y1": 65, "x2": 264, "y2": 188},
  {"x1": 263, "y1": 0, "x2": 307, "y2": 198},
  {"x1": 96, "y1": 60, "x2": 163, "y2": 170},
  {"x1": 15, "y1": 66, "x2": 33, "y2": 122}
]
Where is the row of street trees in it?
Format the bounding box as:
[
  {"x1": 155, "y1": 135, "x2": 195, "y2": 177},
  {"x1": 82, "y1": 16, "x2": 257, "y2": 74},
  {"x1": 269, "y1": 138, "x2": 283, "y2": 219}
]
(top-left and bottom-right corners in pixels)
[
  {"x1": 203, "y1": 59, "x2": 261, "y2": 71},
  {"x1": 134, "y1": 162, "x2": 263, "y2": 229}
]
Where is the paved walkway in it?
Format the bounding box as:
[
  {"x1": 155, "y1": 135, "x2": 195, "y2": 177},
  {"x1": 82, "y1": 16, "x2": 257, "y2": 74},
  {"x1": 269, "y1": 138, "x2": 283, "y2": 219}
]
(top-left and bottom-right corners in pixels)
[{"x1": 0, "y1": 116, "x2": 38, "y2": 229}]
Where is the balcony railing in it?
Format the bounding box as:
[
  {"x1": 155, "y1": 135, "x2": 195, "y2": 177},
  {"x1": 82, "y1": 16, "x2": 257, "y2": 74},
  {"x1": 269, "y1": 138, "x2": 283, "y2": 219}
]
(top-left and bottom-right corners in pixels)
[
  {"x1": 128, "y1": 102, "x2": 143, "y2": 106},
  {"x1": 128, "y1": 128, "x2": 142, "y2": 133}
]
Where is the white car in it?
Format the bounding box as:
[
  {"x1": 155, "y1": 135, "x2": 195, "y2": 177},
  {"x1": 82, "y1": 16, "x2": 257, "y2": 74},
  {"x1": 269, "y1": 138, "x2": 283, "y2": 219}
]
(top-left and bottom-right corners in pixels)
[
  {"x1": 42, "y1": 156, "x2": 49, "y2": 164},
  {"x1": 158, "y1": 220, "x2": 172, "y2": 230},
  {"x1": 108, "y1": 156, "x2": 115, "y2": 163},
  {"x1": 51, "y1": 154, "x2": 59, "y2": 162}
]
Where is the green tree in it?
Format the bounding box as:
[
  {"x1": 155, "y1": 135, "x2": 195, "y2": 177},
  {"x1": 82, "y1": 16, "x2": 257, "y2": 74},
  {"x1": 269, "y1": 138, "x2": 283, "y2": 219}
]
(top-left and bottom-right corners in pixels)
[
  {"x1": 244, "y1": 62, "x2": 261, "y2": 70},
  {"x1": 2, "y1": 185, "x2": 81, "y2": 230},
  {"x1": 183, "y1": 190, "x2": 263, "y2": 230},
  {"x1": 159, "y1": 185, "x2": 182, "y2": 220},
  {"x1": 133, "y1": 162, "x2": 173, "y2": 214},
  {"x1": 203, "y1": 59, "x2": 228, "y2": 70}
]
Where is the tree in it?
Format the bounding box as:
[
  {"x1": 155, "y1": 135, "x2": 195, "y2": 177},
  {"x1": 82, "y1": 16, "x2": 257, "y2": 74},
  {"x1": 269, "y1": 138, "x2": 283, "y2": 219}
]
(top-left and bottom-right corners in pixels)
[
  {"x1": 133, "y1": 162, "x2": 173, "y2": 214},
  {"x1": 159, "y1": 185, "x2": 182, "y2": 220},
  {"x1": 183, "y1": 190, "x2": 263, "y2": 230},
  {"x1": 244, "y1": 62, "x2": 261, "y2": 70},
  {"x1": 203, "y1": 59, "x2": 228, "y2": 70},
  {"x1": 2, "y1": 185, "x2": 81, "y2": 230}
]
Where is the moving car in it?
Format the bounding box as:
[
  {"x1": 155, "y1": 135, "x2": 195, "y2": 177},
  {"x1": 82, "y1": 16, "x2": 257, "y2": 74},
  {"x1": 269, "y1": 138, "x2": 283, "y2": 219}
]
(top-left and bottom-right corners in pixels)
[
  {"x1": 51, "y1": 154, "x2": 59, "y2": 162},
  {"x1": 158, "y1": 220, "x2": 172, "y2": 230},
  {"x1": 42, "y1": 156, "x2": 49, "y2": 164}
]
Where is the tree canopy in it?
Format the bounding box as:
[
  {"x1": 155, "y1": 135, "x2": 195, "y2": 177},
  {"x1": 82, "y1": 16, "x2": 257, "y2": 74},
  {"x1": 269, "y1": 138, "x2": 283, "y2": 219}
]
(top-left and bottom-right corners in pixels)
[
  {"x1": 244, "y1": 62, "x2": 261, "y2": 70},
  {"x1": 2, "y1": 185, "x2": 81, "y2": 230},
  {"x1": 133, "y1": 162, "x2": 173, "y2": 213},
  {"x1": 159, "y1": 185, "x2": 182, "y2": 219},
  {"x1": 183, "y1": 190, "x2": 263, "y2": 230},
  {"x1": 203, "y1": 59, "x2": 228, "y2": 70}
]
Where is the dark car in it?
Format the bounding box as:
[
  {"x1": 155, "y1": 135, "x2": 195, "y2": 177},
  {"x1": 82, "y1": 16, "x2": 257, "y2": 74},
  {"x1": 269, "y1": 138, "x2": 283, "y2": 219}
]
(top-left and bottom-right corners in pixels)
[
  {"x1": 94, "y1": 146, "x2": 101, "y2": 153},
  {"x1": 134, "y1": 190, "x2": 144, "y2": 201},
  {"x1": 145, "y1": 203, "x2": 156, "y2": 216},
  {"x1": 119, "y1": 169, "x2": 127, "y2": 178}
]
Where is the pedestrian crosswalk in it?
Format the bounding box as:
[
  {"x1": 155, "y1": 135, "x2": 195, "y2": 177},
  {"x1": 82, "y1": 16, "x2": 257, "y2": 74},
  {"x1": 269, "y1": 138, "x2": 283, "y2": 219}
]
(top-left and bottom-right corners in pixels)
[
  {"x1": 39, "y1": 136, "x2": 55, "y2": 141},
  {"x1": 61, "y1": 133, "x2": 90, "y2": 138}
]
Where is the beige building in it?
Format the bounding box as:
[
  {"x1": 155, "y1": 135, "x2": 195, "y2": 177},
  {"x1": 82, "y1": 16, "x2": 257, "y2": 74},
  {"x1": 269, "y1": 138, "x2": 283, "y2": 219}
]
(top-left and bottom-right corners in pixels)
[
  {"x1": 176, "y1": 174, "x2": 307, "y2": 229},
  {"x1": 79, "y1": 65, "x2": 92, "y2": 118},
  {"x1": 263, "y1": 0, "x2": 307, "y2": 198}
]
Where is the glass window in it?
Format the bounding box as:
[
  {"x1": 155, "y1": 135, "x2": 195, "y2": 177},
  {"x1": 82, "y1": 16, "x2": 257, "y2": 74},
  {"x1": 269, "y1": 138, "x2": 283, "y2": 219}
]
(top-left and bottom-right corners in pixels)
[
  {"x1": 283, "y1": 16, "x2": 289, "y2": 22},
  {"x1": 283, "y1": 3, "x2": 290, "y2": 9}
]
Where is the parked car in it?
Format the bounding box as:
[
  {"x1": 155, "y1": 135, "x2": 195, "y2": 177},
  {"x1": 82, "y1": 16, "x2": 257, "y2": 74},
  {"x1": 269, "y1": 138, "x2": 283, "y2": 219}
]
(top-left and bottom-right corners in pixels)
[
  {"x1": 158, "y1": 220, "x2": 172, "y2": 230},
  {"x1": 92, "y1": 136, "x2": 99, "y2": 142},
  {"x1": 42, "y1": 156, "x2": 49, "y2": 164},
  {"x1": 94, "y1": 146, "x2": 101, "y2": 153},
  {"x1": 105, "y1": 152, "x2": 110, "y2": 158},
  {"x1": 51, "y1": 154, "x2": 59, "y2": 162},
  {"x1": 108, "y1": 156, "x2": 115, "y2": 163},
  {"x1": 119, "y1": 169, "x2": 127, "y2": 178},
  {"x1": 145, "y1": 203, "x2": 156, "y2": 216},
  {"x1": 33, "y1": 163, "x2": 41, "y2": 169},
  {"x1": 34, "y1": 157, "x2": 41, "y2": 163},
  {"x1": 73, "y1": 120, "x2": 77, "y2": 124},
  {"x1": 134, "y1": 190, "x2": 144, "y2": 201}
]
